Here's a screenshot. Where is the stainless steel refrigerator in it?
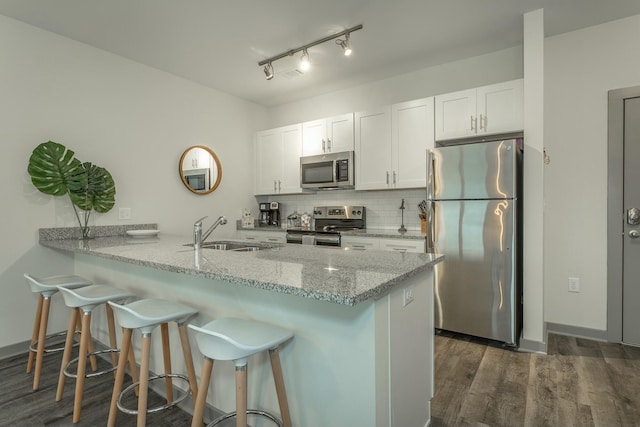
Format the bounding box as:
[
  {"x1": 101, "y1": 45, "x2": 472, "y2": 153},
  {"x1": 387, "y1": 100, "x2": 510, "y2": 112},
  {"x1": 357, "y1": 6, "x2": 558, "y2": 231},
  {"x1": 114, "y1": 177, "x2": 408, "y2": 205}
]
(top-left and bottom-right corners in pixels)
[{"x1": 426, "y1": 137, "x2": 522, "y2": 346}]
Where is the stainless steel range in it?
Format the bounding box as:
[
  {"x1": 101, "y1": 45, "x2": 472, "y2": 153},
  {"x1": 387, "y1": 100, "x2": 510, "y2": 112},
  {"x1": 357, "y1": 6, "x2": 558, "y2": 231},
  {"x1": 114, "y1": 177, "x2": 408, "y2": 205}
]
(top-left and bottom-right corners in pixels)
[{"x1": 286, "y1": 206, "x2": 366, "y2": 247}]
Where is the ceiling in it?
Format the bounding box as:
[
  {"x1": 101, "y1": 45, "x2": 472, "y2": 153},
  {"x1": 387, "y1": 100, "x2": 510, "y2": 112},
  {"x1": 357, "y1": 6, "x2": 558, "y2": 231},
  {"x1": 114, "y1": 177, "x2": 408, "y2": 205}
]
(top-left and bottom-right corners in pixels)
[{"x1": 1, "y1": 0, "x2": 639, "y2": 107}]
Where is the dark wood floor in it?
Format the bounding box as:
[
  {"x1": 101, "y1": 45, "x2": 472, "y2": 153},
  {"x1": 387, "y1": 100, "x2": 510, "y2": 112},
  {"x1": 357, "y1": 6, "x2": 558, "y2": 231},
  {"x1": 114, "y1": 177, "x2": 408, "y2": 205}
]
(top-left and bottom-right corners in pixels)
[
  {"x1": 431, "y1": 332, "x2": 640, "y2": 427},
  {"x1": 2, "y1": 333, "x2": 639, "y2": 426},
  {"x1": 0, "y1": 346, "x2": 194, "y2": 426}
]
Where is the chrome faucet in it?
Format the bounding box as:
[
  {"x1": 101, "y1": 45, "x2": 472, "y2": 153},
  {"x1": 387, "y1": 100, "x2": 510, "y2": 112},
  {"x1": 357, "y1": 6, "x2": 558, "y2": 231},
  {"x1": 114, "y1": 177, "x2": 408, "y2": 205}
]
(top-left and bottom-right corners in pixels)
[{"x1": 194, "y1": 215, "x2": 227, "y2": 249}]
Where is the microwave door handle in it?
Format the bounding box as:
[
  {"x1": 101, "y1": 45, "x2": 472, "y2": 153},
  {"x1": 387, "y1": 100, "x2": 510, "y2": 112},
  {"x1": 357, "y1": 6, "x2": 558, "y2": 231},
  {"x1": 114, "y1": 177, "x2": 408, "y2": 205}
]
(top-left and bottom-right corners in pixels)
[{"x1": 334, "y1": 160, "x2": 339, "y2": 182}]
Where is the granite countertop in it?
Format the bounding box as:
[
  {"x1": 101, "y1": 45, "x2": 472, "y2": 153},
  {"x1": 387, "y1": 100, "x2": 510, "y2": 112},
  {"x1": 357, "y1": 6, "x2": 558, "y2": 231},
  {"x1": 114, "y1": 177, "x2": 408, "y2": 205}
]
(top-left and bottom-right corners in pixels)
[{"x1": 40, "y1": 234, "x2": 442, "y2": 306}]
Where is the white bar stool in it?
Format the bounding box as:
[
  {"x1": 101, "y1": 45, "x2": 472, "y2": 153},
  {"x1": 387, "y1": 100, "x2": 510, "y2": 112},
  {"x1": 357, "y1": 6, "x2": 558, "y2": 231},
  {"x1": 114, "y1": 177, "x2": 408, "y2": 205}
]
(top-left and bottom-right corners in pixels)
[
  {"x1": 107, "y1": 298, "x2": 199, "y2": 427},
  {"x1": 24, "y1": 273, "x2": 92, "y2": 391},
  {"x1": 189, "y1": 318, "x2": 294, "y2": 427},
  {"x1": 56, "y1": 284, "x2": 135, "y2": 423}
]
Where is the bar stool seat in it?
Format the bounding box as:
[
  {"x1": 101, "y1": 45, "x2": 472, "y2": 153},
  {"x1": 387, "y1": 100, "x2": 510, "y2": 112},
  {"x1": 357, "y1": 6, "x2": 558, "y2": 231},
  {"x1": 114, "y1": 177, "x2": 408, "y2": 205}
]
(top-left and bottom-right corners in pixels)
[
  {"x1": 189, "y1": 318, "x2": 294, "y2": 427},
  {"x1": 24, "y1": 273, "x2": 92, "y2": 391},
  {"x1": 56, "y1": 284, "x2": 135, "y2": 424},
  {"x1": 107, "y1": 298, "x2": 199, "y2": 427}
]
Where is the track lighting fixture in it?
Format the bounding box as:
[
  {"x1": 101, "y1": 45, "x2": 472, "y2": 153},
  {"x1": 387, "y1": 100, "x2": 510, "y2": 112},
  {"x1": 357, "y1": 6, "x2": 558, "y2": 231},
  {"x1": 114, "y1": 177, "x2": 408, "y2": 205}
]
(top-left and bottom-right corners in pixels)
[
  {"x1": 257, "y1": 24, "x2": 363, "y2": 81},
  {"x1": 336, "y1": 33, "x2": 352, "y2": 57},
  {"x1": 263, "y1": 62, "x2": 274, "y2": 80}
]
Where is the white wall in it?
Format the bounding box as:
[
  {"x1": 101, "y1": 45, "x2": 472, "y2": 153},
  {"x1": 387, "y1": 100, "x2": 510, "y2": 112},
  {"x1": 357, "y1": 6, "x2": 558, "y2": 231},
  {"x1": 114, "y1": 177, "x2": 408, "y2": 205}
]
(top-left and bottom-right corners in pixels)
[
  {"x1": 0, "y1": 15, "x2": 266, "y2": 349},
  {"x1": 544, "y1": 15, "x2": 640, "y2": 330}
]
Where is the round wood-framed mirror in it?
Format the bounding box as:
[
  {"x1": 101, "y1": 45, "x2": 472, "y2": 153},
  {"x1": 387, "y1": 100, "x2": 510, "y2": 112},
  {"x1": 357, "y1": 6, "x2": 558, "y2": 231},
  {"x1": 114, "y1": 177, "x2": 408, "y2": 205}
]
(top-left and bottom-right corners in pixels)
[{"x1": 179, "y1": 145, "x2": 222, "y2": 195}]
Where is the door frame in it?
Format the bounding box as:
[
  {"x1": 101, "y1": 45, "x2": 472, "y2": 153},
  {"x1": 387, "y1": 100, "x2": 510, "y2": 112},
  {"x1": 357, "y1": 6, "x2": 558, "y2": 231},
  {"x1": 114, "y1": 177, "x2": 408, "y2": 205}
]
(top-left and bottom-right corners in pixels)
[{"x1": 607, "y1": 85, "x2": 640, "y2": 343}]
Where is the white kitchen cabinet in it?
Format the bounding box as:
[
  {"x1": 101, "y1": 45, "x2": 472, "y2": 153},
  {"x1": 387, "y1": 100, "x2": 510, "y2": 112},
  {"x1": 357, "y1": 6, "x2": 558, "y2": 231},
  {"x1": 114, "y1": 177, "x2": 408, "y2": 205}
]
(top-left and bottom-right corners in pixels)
[
  {"x1": 302, "y1": 113, "x2": 354, "y2": 156},
  {"x1": 435, "y1": 79, "x2": 523, "y2": 141},
  {"x1": 182, "y1": 146, "x2": 211, "y2": 170},
  {"x1": 237, "y1": 230, "x2": 286, "y2": 244},
  {"x1": 379, "y1": 238, "x2": 425, "y2": 253},
  {"x1": 254, "y1": 124, "x2": 302, "y2": 195},
  {"x1": 355, "y1": 98, "x2": 434, "y2": 190},
  {"x1": 355, "y1": 106, "x2": 392, "y2": 190},
  {"x1": 341, "y1": 236, "x2": 380, "y2": 251},
  {"x1": 342, "y1": 235, "x2": 425, "y2": 253},
  {"x1": 391, "y1": 97, "x2": 435, "y2": 189}
]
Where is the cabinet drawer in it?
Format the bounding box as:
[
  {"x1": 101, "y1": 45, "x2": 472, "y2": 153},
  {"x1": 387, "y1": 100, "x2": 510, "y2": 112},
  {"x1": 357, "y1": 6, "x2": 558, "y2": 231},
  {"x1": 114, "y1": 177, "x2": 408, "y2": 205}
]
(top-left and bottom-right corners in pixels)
[{"x1": 379, "y1": 239, "x2": 425, "y2": 253}]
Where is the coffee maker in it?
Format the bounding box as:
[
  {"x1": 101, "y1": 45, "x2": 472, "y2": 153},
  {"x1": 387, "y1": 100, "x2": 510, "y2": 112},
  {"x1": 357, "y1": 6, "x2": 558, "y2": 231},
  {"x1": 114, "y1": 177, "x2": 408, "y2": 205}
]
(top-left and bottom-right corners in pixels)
[{"x1": 258, "y1": 202, "x2": 280, "y2": 227}]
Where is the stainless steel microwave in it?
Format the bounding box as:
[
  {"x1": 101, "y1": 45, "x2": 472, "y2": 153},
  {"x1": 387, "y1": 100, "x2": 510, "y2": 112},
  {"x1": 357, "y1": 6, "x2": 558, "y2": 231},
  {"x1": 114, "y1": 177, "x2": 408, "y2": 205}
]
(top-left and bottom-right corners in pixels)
[{"x1": 300, "y1": 151, "x2": 354, "y2": 190}]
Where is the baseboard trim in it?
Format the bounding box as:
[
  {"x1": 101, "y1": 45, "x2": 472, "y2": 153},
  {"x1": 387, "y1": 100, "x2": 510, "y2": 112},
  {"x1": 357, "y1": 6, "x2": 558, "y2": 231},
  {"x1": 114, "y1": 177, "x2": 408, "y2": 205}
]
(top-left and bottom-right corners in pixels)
[
  {"x1": 518, "y1": 337, "x2": 547, "y2": 354},
  {"x1": 0, "y1": 339, "x2": 33, "y2": 360},
  {"x1": 546, "y1": 322, "x2": 608, "y2": 342}
]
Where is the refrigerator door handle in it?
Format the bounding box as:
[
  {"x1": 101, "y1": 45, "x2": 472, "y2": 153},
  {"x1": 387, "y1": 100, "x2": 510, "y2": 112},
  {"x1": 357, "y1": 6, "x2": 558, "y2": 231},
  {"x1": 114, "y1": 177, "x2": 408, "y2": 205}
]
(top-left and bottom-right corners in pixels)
[
  {"x1": 426, "y1": 149, "x2": 435, "y2": 201},
  {"x1": 426, "y1": 201, "x2": 435, "y2": 252}
]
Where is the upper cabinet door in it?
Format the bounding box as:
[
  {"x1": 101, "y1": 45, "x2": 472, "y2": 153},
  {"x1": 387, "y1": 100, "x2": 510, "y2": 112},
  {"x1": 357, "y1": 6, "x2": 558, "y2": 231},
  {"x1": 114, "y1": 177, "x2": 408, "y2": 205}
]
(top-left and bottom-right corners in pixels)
[
  {"x1": 434, "y1": 88, "x2": 477, "y2": 141},
  {"x1": 392, "y1": 97, "x2": 435, "y2": 189},
  {"x1": 477, "y1": 79, "x2": 523, "y2": 136},
  {"x1": 302, "y1": 119, "x2": 326, "y2": 156},
  {"x1": 302, "y1": 113, "x2": 354, "y2": 156},
  {"x1": 254, "y1": 129, "x2": 283, "y2": 195},
  {"x1": 254, "y1": 124, "x2": 302, "y2": 195},
  {"x1": 355, "y1": 107, "x2": 392, "y2": 190},
  {"x1": 326, "y1": 113, "x2": 354, "y2": 153},
  {"x1": 280, "y1": 124, "x2": 303, "y2": 194},
  {"x1": 435, "y1": 79, "x2": 524, "y2": 141}
]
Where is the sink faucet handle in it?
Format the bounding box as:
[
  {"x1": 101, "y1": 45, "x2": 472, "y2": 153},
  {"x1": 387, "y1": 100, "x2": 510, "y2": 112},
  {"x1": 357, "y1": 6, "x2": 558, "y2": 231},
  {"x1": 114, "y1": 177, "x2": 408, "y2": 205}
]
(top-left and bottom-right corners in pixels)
[{"x1": 194, "y1": 216, "x2": 208, "y2": 226}]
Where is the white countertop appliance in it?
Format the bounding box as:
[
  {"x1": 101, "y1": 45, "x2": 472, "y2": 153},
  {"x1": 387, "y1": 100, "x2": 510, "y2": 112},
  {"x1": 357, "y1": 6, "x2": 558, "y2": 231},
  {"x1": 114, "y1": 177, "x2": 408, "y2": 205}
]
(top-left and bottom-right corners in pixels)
[{"x1": 286, "y1": 205, "x2": 365, "y2": 247}]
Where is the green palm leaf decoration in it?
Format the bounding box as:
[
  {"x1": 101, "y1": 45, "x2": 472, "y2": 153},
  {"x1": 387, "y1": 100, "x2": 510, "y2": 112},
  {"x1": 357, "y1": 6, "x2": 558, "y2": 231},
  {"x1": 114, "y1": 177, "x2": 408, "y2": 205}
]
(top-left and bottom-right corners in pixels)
[
  {"x1": 27, "y1": 141, "x2": 87, "y2": 196},
  {"x1": 28, "y1": 141, "x2": 116, "y2": 238}
]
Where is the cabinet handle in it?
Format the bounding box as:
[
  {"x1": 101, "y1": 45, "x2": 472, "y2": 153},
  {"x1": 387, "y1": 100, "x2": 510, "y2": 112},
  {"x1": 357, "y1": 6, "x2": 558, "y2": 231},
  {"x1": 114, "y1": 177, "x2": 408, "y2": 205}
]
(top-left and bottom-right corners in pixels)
[
  {"x1": 393, "y1": 171, "x2": 397, "y2": 185},
  {"x1": 352, "y1": 245, "x2": 366, "y2": 250},
  {"x1": 470, "y1": 115, "x2": 475, "y2": 131},
  {"x1": 273, "y1": 180, "x2": 277, "y2": 192},
  {"x1": 391, "y1": 248, "x2": 408, "y2": 252},
  {"x1": 322, "y1": 139, "x2": 326, "y2": 153},
  {"x1": 386, "y1": 171, "x2": 390, "y2": 184},
  {"x1": 267, "y1": 238, "x2": 279, "y2": 242},
  {"x1": 327, "y1": 138, "x2": 332, "y2": 152},
  {"x1": 479, "y1": 114, "x2": 485, "y2": 130},
  {"x1": 278, "y1": 180, "x2": 282, "y2": 192},
  {"x1": 246, "y1": 237, "x2": 256, "y2": 240}
]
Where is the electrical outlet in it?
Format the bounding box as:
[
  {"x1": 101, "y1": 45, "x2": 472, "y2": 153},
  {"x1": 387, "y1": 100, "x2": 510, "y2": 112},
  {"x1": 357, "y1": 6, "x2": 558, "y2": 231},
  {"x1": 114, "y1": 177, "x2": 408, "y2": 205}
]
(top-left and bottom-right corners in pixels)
[
  {"x1": 118, "y1": 207, "x2": 131, "y2": 220},
  {"x1": 568, "y1": 277, "x2": 580, "y2": 293},
  {"x1": 403, "y1": 287, "x2": 414, "y2": 306}
]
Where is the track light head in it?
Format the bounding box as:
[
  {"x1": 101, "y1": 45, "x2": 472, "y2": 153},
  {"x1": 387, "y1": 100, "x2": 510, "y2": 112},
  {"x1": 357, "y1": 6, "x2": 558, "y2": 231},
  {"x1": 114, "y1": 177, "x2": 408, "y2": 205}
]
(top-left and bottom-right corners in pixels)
[
  {"x1": 337, "y1": 33, "x2": 352, "y2": 56},
  {"x1": 263, "y1": 62, "x2": 274, "y2": 80},
  {"x1": 300, "y1": 49, "x2": 311, "y2": 71}
]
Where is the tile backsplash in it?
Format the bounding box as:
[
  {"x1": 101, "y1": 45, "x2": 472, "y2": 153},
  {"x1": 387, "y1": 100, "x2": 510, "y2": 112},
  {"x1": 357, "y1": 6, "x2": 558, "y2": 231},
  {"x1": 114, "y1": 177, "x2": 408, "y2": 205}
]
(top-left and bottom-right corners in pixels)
[{"x1": 256, "y1": 188, "x2": 427, "y2": 231}]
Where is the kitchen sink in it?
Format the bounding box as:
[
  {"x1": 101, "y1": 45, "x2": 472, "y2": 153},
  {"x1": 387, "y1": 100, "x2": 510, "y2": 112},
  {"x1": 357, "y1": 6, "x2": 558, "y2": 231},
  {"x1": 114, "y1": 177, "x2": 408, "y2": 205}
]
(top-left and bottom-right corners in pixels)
[{"x1": 185, "y1": 241, "x2": 279, "y2": 252}]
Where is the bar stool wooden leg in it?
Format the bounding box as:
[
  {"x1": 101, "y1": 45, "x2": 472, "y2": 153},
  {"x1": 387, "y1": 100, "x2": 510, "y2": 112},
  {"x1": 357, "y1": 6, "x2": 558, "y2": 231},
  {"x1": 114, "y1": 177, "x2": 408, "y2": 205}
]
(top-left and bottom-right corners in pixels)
[
  {"x1": 137, "y1": 334, "x2": 152, "y2": 427},
  {"x1": 108, "y1": 328, "x2": 133, "y2": 427},
  {"x1": 106, "y1": 304, "x2": 119, "y2": 368},
  {"x1": 191, "y1": 357, "x2": 213, "y2": 427},
  {"x1": 33, "y1": 295, "x2": 51, "y2": 391},
  {"x1": 236, "y1": 364, "x2": 248, "y2": 427},
  {"x1": 160, "y1": 323, "x2": 174, "y2": 403},
  {"x1": 178, "y1": 324, "x2": 199, "y2": 398},
  {"x1": 270, "y1": 348, "x2": 292, "y2": 427},
  {"x1": 72, "y1": 311, "x2": 92, "y2": 423},
  {"x1": 85, "y1": 321, "x2": 98, "y2": 372},
  {"x1": 27, "y1": 295, "x2": 44, "y2": 374},
  {"x1": 56, "y1": 308, "x2": 79, "y2": 401},
  {"x1": 127, "y1": 334, "x2": 140, "y2": 396}
]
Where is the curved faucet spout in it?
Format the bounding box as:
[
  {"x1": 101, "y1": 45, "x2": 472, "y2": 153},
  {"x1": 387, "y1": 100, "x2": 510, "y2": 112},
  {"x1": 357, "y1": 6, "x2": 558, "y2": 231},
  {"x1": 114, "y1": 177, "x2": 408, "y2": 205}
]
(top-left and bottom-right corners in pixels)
[{"x1": 194, "y1": 215, "x2": 227, "y2": 249}]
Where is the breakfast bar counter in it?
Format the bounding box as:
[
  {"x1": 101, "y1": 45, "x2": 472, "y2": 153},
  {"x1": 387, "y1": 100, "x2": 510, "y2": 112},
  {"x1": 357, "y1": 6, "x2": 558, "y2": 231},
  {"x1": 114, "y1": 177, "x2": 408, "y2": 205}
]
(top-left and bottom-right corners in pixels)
[{"x1": 40, "y1": 233, "x2": 443, "y2": 427}]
